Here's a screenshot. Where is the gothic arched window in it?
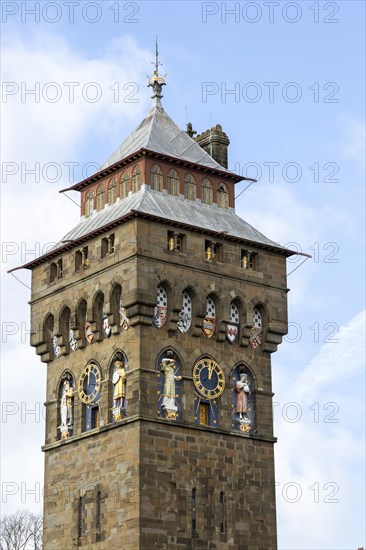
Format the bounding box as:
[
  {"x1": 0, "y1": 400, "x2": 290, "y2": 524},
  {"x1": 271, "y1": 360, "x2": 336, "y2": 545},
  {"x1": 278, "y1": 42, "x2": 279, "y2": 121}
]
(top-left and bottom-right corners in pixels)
[
  {"x1": 108, "y1": 177, "x2": 117, "y2": 205},
  {"x1": 184, "y1": 174, "x2": 196, "y2": 201},
  {"x1": 250, "y1": 307, "x2": 263, "y2": 349},
  {"x1": 119, "y1": 172, "x2": 129, "y2": 199},
  {"x1": 131, "y1": 165, "x2": 141, "y2": 193},
  {"x1": 201, "y1": 177, "x2": 213, "y2": 205},
  {"x1": 226, "y1": 301, "x2": 240, "y2": 344},
  {"x1": 85, "y1": 192, "x2": 94, "y2": 217},
  {"x1": 168, "y1": 169, "x2": 180, "y2": 196},
  {"x1": 217, "y1": 183, "x2": 229, "y2": 209},
  {"x1": 150, "y1": 164, "x2": 163, "y2": 191},
  {"x1": 96, "y1": 186, "x2": 105, "y2": 211}
]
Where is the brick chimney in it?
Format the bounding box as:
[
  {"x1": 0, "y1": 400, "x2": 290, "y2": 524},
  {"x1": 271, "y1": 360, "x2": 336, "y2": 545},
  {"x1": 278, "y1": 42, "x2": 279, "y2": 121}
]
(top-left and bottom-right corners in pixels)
[{"x1": 194, "y1": 124, "x2": 230, "y2": 169}]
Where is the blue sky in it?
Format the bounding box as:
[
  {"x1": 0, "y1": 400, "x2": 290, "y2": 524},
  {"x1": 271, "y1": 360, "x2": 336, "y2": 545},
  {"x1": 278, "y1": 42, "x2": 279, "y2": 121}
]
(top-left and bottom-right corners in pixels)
[{"x1": 1, "y1": 1, "x2": 365, "y2": 548}]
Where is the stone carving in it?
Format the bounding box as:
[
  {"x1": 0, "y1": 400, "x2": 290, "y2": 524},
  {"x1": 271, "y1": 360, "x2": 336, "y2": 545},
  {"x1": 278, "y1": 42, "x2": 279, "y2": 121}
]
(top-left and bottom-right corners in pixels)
[
  {"x1": 226, "y1": 302, "x2": 239, "y2": 344},
  {"x1": 249, "y1": 308, "x2": 262, "y2": 349},
  {"x1": 232, "y1": 369, "x2": 255, "y2": 433},
  {"x1": 160, "y1": 353, "x2": 182, "y2": 419},
  {"x1": 59, "y1": 376, "x2": 74, "y2": 440},
  {"x1": 177, "y1": 291, "x2": 192, "y2": 334},
  {"x1": 119, "y1": 299, "x2": 130, "y2": 331},
  {"x1": 103, "y1": 314, "x2": 111, "y2": 338},
  {"x1": 52, "y1": 335, "x2": 61, "y2": 358},
  {"x1": 202, "y1": 297, "x2": 216, "y2": 339},
  {"x1": 152, "y1": 286, "x2": 168, "y2": 328},
  {"x1": 112, "y1": 360, "x2": 127, "y2": 422},
  {"x1": 85, "y1": 319, "x2": 94, "y2": 344},
  {"x1": 69, "y1": 329, "x2": 78, "y2": 351}
]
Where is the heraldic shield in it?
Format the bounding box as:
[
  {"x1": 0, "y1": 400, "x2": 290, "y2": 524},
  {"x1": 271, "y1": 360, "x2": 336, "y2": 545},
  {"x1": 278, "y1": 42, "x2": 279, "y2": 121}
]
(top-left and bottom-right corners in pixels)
[
  {"x1": 226, "y1": 323, "x2": 239, "y2": 344},
  {"x1": 249, "y1": 326, "x2": 263, "y2": 349},
  {"x1": 153, "y1": 305, "x2": 168, "y2": 328},
  {"x1": 202, "y1": 316, "x2": 216, "y2": 339}
]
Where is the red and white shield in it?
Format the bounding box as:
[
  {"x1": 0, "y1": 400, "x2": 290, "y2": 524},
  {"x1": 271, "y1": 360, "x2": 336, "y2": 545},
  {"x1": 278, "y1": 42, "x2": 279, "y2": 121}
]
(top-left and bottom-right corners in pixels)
[
  {"x1": 202, "y1": 316, "x2": 216, "y2": 339},
  {"x1": 226, "y1": 323, "x2": 239, "y2": 344},
  {"x1": 249, "y1": 326, "x2": 262, "y2": 349},
  {"x1": 153, "y1": 306, "x2": 167, "y2": 329}
]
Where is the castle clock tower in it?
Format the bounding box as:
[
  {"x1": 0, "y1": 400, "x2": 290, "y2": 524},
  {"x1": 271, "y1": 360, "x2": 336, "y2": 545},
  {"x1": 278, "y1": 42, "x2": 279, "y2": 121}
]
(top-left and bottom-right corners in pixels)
[{"x1": 14, "y1": 52, "x2": 295, "y2": 549}]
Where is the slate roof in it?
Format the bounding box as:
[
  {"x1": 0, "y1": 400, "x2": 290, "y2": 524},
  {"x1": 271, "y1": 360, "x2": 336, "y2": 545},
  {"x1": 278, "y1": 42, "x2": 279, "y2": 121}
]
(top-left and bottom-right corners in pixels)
[
  {"x1": 100, "y1": 105, "x2": 232, "y2": 173},
  {"x1": 14, "y1": 187, "x2": 293, "y2": 272}
]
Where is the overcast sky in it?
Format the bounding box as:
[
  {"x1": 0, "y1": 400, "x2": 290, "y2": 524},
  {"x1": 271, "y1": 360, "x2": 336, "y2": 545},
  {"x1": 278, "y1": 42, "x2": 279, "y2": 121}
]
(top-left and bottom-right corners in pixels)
[{"x1": 1, "y1": 1, "x2": 365, "y2": 548}]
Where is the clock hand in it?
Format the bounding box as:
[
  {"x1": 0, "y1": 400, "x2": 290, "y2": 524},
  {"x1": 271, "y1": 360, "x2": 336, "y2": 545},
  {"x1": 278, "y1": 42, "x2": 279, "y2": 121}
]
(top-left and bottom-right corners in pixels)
[{"x1": 208, "y1": 364, "x2": 213, "y2": 380}]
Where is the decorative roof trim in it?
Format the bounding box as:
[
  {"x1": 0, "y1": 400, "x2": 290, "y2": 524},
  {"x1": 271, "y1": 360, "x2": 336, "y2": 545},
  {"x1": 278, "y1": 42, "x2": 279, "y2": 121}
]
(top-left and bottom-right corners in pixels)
[{"x1": 60, "y1": 148, "x2": 251, "y2": 194}]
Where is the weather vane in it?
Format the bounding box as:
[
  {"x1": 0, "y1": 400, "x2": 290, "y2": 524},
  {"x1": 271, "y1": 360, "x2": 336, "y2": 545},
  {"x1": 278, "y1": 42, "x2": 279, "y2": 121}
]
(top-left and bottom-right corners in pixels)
[{"x1": 148, "y1": 35, "x2": 167, "y2": 106}]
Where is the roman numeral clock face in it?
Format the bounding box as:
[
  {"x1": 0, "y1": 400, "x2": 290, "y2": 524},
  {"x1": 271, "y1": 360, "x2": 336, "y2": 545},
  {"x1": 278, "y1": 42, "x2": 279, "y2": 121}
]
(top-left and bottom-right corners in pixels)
[
  {"x1": 193, "y1": 358, "x2": 225, "y2": 399},
  {"x1": 78, "y1": 363, "x2": 101, "y2": 404}
]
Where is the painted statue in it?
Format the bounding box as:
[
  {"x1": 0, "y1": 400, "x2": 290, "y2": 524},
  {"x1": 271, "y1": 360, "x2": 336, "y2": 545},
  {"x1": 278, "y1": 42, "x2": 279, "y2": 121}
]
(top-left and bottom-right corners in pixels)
[
  {"x1": 112, "y1": 360, "x2": 127, "y2": 420},
  {"x1": 59, "y1": 378, "x2": 74, "y2": 440},
  {"x1": 103, "y1": 314, "x2": 111, "y2": 338},
  {"x1": 160, "y1": 356, "x2": 182, "y2": 414},
  {"x1": 119, "y1": 299, "x2": 130, "y2": 331},
  {"x1": 69, "y1": 329, "x2": 78, "y2": 351},
  {"x1": 85, "y1": 319, "x2": 94, "y2": 344},
  {"x1": 235, "y1": 373, "x2": 250, "y2": 420},
  {"x1": 52, "y1": 335, "x2": 61, "y2": 358}
]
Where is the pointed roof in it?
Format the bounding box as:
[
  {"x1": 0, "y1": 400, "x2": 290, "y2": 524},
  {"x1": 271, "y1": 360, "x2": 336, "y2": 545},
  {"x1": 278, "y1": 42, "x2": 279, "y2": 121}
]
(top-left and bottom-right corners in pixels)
[{"x1": 100, "y1": 104, "x2": 233, "y2": 173}]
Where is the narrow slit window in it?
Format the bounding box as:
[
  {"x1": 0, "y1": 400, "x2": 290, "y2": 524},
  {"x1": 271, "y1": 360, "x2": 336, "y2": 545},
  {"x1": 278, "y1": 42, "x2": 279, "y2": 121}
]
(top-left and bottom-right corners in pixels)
[
  {"x1": 192, "y1": 488, "x2": 197, "y2": 532},
  {"x1": 220, "y1": 491, "x2": 225, "y2": 534}
]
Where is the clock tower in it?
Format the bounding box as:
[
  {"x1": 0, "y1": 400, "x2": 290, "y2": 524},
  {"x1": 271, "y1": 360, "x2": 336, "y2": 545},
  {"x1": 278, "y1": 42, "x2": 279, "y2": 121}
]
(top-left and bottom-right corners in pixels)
[{"x1": 17, "y1": 53, "x2": 294, "y2": 549}]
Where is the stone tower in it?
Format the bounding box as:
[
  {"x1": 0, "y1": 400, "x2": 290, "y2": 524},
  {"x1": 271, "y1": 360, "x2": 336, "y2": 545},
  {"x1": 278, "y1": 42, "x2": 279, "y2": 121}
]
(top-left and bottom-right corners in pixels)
[{"x1": 15, "y1": 56, "x2": 294, "y2": 549}]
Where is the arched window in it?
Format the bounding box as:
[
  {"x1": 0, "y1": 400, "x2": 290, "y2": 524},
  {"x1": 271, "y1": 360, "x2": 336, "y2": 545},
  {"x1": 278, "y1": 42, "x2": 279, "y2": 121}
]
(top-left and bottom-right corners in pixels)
[
  {"x1": 192, "y1": 488, "x2": 197, "y2": 532},
  {"x1": 44, "y1": 313, "x2": 57, "y2": 359},
  {"x1": 226, "y1": 301, "x2": 240, "y2": 344},
  {"x1": 184, "y1": 174, "x2": 196, "y2": 201},
  {"x1": 96, "y1": 186, "x2": 105, "y2": 211},
  {"x1": 76, "y1": 299, "x2": 87, "y2": 348},
  {"x1": 108, "y1": 177, "x2": 117, "y2": 205},
  {"x1": 168, "y1": 169, "x2": 180, "y2": 196},
  {"x1": 177, "y1": 290, "x2": 192, "y2": 334},
  {"x1": 85, "y1": 192, "x2": 94, "y2": 217},
  {"x1": 201, "y1": 177, "x2": 213, "y2": 205},
  {"x1": 131, "y1": 165, "x2": 141, "y2": 193},
  {"x1": 93, "y1": 292, "x2": 106, "y2": 341},
  {"x1": 60, "y1": 307, "x2": 71, "y2": 354},
  {"x1": 250, "y1": 307, "x2": 263, "y2": 349},
  {"x1": 220, "y1": 492, "x2": 226, "y2": 534},
  {"x1": 119, "y1": 172, "x2": 129, "y2": 199},
  {"x1": 217, "y1": 183, "x2": 229, "y2": 209},
  {"x1": 152, "y1": 285, "x2": 168, "y2": 329},
  {"x1": 150, "y1": 164, "x2": 163, "y2": 191}
]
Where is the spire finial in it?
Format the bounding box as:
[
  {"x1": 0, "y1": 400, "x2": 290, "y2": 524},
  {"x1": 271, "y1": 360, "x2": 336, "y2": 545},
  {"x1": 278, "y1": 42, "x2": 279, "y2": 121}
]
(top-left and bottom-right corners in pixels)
[{"x1": 148, "y1": 36, "x2": 166, "y2": 108}]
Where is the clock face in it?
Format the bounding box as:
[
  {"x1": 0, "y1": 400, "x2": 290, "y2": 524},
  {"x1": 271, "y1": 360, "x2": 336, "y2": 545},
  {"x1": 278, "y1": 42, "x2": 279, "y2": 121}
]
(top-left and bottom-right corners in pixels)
[
  {"x1": 78, "y1": 363, "x2": 101, "y2": 404},
  {"x1": 193, "y1": 358, "x2": 225, "y2": 400}
]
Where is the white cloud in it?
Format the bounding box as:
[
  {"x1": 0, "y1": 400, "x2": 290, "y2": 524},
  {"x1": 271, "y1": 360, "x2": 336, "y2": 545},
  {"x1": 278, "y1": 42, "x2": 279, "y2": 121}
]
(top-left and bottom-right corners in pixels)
[{"x1": 274, "y1": 310, "x2": 366, "y2": 549}]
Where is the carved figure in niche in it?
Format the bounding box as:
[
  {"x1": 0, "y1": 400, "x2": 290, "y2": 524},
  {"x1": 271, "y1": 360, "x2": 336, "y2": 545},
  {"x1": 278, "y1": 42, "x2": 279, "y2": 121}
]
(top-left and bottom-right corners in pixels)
[
  {"x1": 52, "y1": 335, "x2": 61, "y2": 358},
  {"x1": 59, "y1": 376, "x2": 74, "y2": 440},
  {"x1": 112, "y1": 360, "x2": 127, "y2": 421},
  {"x1": 103, "y1": 314, "x2": 111, "y2": 338},
  {"x1": 236, "y1": 373, "x2": 250, "y2": 421},
  {"x1": 69, "y1": 329, "x2": 78, "y2": 351},
  {"x1": 160, "y1": 353, "x2": 182, "y2": 417},
  {"x1": 85, "y1": 319, "x2": 94, "y2": 344},
  {"x1": 119, "y1": 299, "x2": 130, "y2": 331}
]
